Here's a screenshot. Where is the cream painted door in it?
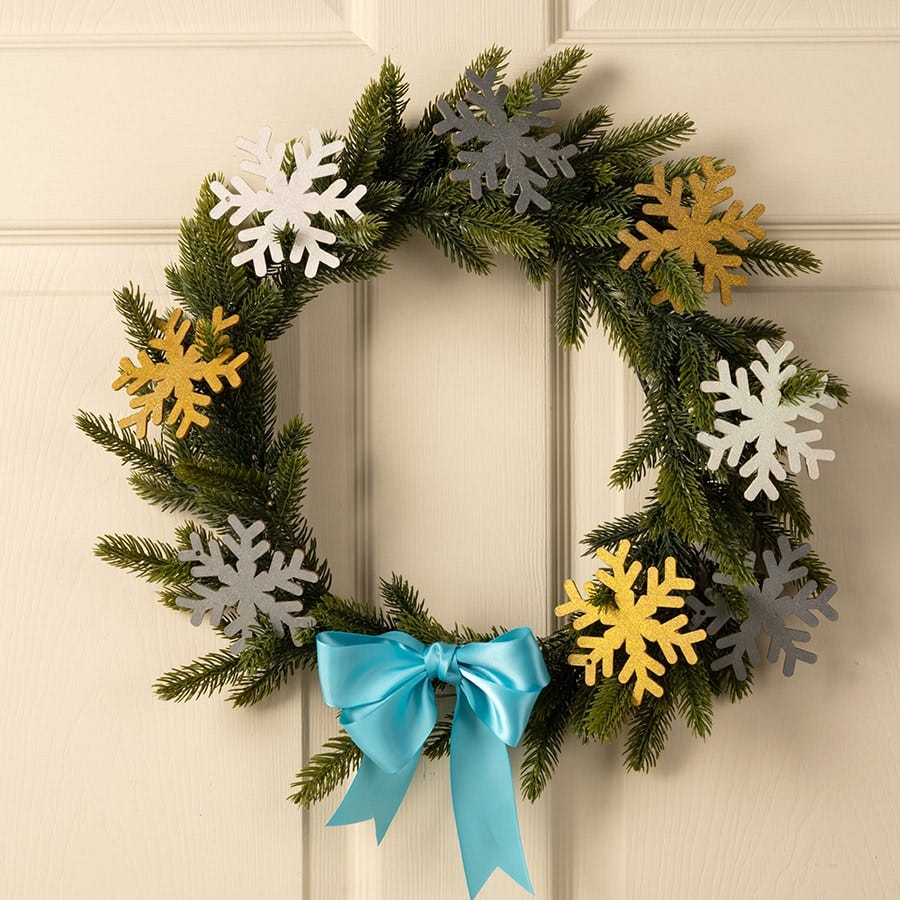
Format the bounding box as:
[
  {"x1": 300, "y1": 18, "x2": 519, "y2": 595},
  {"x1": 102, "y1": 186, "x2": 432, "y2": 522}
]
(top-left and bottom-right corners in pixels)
[{"x1": 2, "y1": 3, "x2": 899, "y2": 899}]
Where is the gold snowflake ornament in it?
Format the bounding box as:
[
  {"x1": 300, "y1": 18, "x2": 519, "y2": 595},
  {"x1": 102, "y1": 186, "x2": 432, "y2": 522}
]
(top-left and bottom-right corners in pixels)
[
  {"x1": 113, "y1": 306, "x2": 249, "y2": 439},
  {"x1": 618, "y1": 156, "x2": 766, "y2": 312},
  {"x1": 555, "y1": 540, "x2": 706, "y2": 703}
]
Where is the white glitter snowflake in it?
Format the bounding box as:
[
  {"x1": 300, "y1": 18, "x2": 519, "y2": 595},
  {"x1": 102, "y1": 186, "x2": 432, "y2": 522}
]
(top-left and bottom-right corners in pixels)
[
  {"x1": 433, "y1": 68, "x2": 577, "y2": 213},
  {"x1": 177, "y1": 515, "x2": 317, "y2": 652},
  {"x1": 210, "y1": 127, "x2": 367, "y2": 278},
  {"x1": 697, "y1": 339, "x2": 836, "y2": 500},
  {"x1": 688, "y1": 537, "x2": 838, "y2": 680}
]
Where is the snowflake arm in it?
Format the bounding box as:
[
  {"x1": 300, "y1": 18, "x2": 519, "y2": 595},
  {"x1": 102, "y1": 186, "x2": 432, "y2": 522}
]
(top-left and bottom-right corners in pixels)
[
  {"x1": 697, "y1": 340, "x2": 836, "y2": 500},
  {"x1": 555, "y1": 577, "x2": 602, "y2": 629},
  {"x1": 433, "y1": 68, "x2": 577, "y2": 213},
  {"x1": 176, "y1": 516, "x2": 318, "y2": 652},
  {"x1": 685, "y1": 591, "x2": 733, "y2": 635},
  {"x1": 710, "y1": 623, "x2": 762, "y2": 682},
  {"x1": 210, "y1": 127, "x2": 367, "y2": 278},
  {"x1": 113, "y1": 307, "x2": 248, "y2": 439},
  {"x1": 568, "y1": 632, "x2": 622, "y2": 687}
]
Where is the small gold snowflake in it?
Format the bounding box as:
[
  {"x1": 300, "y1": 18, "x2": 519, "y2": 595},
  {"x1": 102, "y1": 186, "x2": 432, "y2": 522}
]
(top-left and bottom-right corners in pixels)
[
  {"x1": 617, "y1": 156, "x2": 766, "y2": 312},
  {"x1": 113, "y1": 306, "x2": 249, "y2": 438},
  {"x1": 555, "y1": 540, "x2": 705, "y2": 703}
]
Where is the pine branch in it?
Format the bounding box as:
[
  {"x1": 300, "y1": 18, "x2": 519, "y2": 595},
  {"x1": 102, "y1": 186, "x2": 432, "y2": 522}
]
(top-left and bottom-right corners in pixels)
[
  {"x1": 519, "y1": 630, "x2": 578, "y2": 800},
  {"x1": 458, "y1": 206, "x2": 549, "y2": 259},
  {"x1": 166, "y1": 178, "x2": 252, "y2": 322},
  {"x1": 599, "y1": 113, "x2": 696, "y2": 166},
  {"x1": 670, "y1": 661, "x2": 714, "y2": 738},
  {"x1": 76, "y1": 411, "x2": 173, "y2": 476},
  {"x1": 544, "y1": 207, "x2": 627, "y2": 250},
  {"x1": 381, "y1": 575, "x2": 456, "y2": 644},
  {"x1": 505, "y1": 45, "x2": 590, "y2": 113},
  {"x1": 313, "y1": 594, "x2": 389, "y2": 635},
  {"x1": 609, "y1": 415, "x2": 665, "y2": 490},
  {"x1": 270, "y1": 416, "x2": 314, "y2": 461},
  {"x1": 582, "y1": 511, "x2": 649, "y2": 553},
  {"x1": 113, "y1": 283, "x2": 161, "y2": 355},
  {"x1": 155, "y1": 648, "x2": 245, "y2": 701},
  {"x1": 289, "y1": 732, "x2": 362, "y2": 808},
  {"x1": 95, "y1": 534, "x2": 190, "y2": 586},
  {"x1": 559, "y1": 105, "x2": 613, "y2": 147},
  {"x1": 128, "y1": 471, "x2": 199, "y2": 514},
  {"x1": 623, "y1": 688, "x2": 677, "y2": 771},
  {"x1": 656, "y1": 452, "x2": 713, "y2": 543},
  {"x1": 738, "y1": 239, "x2": 821, "y2": 278},
  {"x1": 228, "y1": 637, "x2": 307, "y2": 707},
  {"x1": 647, "y1": 251, "x2": 706, "y2": 314},
  {"x1": 270, "y1": 449, "x2": 310, "y2": 540},
  {"x1": 556, "y1": 252, "x2": 592, "y2": 346},
  {"x1": 576, "y1": 676, "x2": 635, "y2": 741},
  {"x1": 339, "y1": 58, "x2": 405, "y2": 187}
]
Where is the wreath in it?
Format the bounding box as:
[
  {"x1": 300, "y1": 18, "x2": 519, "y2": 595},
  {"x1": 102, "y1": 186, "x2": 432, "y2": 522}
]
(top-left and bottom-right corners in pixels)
[{"x1": 79, "y1": 46, "x2": 847, "y2": 897}]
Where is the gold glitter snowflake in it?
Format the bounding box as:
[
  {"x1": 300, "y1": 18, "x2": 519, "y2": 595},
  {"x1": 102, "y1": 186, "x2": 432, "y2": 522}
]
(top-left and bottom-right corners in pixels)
[
  {"x1": 113, "y1": 306, "x2": 249, "y2": 439},
  {"x1": 617, "y1": 156, "x2": 766, "y2": 312},
  {"x1": 555, "y1": 540, "x2": 705, "y2": 703}
]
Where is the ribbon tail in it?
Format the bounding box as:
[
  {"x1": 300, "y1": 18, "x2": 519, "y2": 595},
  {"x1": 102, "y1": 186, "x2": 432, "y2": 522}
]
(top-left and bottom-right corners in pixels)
[
  {"x1": 450, "y1": 698, "x2": 534, "y2": 898},
  {"x1": 327, "y1": 753, "x2": 420, "y2": 844}
]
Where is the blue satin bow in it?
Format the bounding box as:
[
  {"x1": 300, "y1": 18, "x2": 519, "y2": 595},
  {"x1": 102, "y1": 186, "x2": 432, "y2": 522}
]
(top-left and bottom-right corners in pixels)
[{"x1": 316, "y1": 627, "x2": 550, "y2": 898}]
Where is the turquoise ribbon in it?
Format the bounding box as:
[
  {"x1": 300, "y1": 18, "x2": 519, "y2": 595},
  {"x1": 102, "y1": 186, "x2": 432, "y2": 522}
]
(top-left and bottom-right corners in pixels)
[{"x1": 316, "y1": 627, "x2": 550, "y2": 898}]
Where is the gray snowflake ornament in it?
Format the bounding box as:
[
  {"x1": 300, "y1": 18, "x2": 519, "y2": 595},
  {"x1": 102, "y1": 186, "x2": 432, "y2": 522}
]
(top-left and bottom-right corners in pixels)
[
  {"x1": 690, "y1": 537, "x2": 838, "y2": 680},
  {"x1": 176, "y1": 515, "x2": 317, "y2": 652},
  {"x1": 433, "y1": 68, "x2": 577, "y2": 213}
]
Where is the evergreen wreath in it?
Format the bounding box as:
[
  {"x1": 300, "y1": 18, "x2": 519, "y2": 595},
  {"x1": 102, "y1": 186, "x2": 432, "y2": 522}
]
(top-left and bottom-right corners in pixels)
[{"x1": 78, "y1": 45, "x2": 848, "y2": 811}]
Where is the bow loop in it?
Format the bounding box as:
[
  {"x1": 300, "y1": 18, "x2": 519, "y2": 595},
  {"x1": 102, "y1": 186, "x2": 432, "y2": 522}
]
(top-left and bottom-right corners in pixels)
[{"x1": 457, "y1": 628, "x2": 550, "y2": 747}]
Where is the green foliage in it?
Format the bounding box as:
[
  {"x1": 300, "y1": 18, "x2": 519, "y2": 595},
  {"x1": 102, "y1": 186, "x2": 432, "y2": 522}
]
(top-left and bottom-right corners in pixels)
[
  {"x1": 289, "y1": 732, "x2": 363, "y2": 808},
  {"x1": 76, "y1": 412, "x2": 172, "y2": 477},
  {"x1": 505, "y1": 45, "x2": 590, "y2": 113},
  {"x1": 95, "y1": 533, "x2": 190, "y2": 587},
  {"x1": 155, "y1": 649, "x2": 246, "y2": 702},
  {"x1": 624, "y1": 688, "x2": 677, "y2": 772},
  {"x1": 113, "y1": 283, "x2": 161, "y2": 355},
  {"x1": 81, "y1": 46, "x2": 847, "y2": 809},
  {"x1": 738, "y1": 239, "x2": 821, "y2": 278},
  {"x1": 647, "y1": 251, "x2": 706, "y2": 313},
  {"x1": 598, "y1": 113, "x2": 696, "y2": 167}
]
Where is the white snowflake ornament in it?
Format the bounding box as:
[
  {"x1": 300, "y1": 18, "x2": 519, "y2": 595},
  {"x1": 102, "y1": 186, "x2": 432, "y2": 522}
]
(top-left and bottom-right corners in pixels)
[
  {"x1": 697, "y1": 339, "x2": 836, "y2": 500},
  {"x1": 210, "y1": 127, "x2": 367, "y2": 278},
  {"x1": 177, "y1": 515, "x2": 318, "y2": 652}
]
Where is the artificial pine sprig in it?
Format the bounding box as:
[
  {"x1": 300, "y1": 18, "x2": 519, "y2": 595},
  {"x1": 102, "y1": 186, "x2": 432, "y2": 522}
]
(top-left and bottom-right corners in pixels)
[{"x1": 79, "y1": 46, "x2": 847, "y2": 804}]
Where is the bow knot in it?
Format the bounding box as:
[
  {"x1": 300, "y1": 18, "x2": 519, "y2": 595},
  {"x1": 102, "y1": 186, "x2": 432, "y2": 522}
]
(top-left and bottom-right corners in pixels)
[
  {"x1": 424, "y1": 640, "x2": 462, "y2": 684},
  {"x1": 316, "y1": 627, "x2": 549, "y2": 898}
]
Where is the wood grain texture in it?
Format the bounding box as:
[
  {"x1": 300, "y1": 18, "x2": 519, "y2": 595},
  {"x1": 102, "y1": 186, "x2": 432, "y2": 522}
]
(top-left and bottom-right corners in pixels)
[
  {"x1": 557, "y1": 0, "x2": 900, "y2": 41},
  {"x1": 0, "y1": 0, "x2": 362, "y2": 42},
  {"x1": 3, "y1": 42, "x2": 899, "y2": 226}
]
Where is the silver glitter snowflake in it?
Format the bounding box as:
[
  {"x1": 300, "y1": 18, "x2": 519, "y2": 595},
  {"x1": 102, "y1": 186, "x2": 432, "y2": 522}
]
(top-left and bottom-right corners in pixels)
[
  {"x1": 433, "y1": 68, "x2": 577, "y2": 213},
  {"x1": 176, "y1": 515, "x2": 318, "y2": 652},
  {"x1": 210, "y1": 127, "x2": 367, "y2": 278},
  {"x1": 688, "y1": 537, "x2": 838, "y2": 680},
  {"x1": 697, "y1": 339, "x2": 836, "y2": 501}
]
